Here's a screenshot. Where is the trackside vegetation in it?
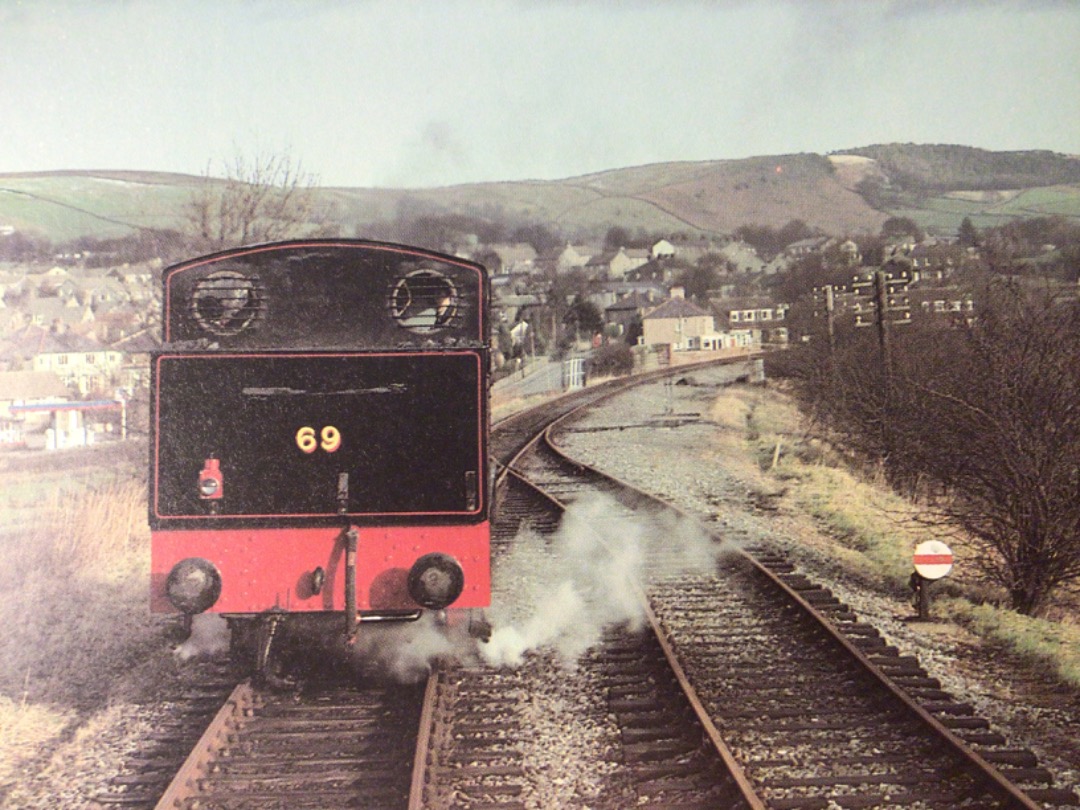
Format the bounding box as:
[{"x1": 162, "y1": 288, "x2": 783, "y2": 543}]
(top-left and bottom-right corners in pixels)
[
  {"x1": 727, "y1": 381, "x2": 1080, "y2": 689},
  {"x1": 770, "y1": 274, "x2": 1080, "y2": 618},
  {"x1": 0, "y1": 456, "x2": 167, "y2": 795}
]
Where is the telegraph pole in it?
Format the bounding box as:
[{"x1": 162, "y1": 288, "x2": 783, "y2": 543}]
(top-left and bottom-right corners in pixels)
[
  {"x1": 873, "y1": 270, "x2": 892, "y2": 372},
  {"x1": 811, "y1": 284, "x2": 838, "y2": 358},
  {"x1": 825, "y1": 284, "x2": 836, "y2": 357},
  {"x1": 852, "y1": 266, "x2": 911, "y2": 460}
]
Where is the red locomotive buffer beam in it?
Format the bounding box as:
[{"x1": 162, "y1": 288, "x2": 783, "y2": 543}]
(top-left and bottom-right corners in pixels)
[{"x1": 151, "y1": 523, "x2": 490, "y2": 614}]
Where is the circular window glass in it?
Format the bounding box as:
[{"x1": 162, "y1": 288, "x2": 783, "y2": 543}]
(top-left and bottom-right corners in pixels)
[
  {"x1": 390, "y1": 270, "x2": 458, "y2": 333},
  {"x1": 191, "y1": 270, "x2": 265, "y2": 336}
]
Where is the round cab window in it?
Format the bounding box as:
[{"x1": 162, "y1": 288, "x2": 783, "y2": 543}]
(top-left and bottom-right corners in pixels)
[
  {"x1": 390, "y1": 269, "x2": 458, "y2": 333},
  {"x1": 190, "y1": 270, "x2": 265, "y2": 336}
]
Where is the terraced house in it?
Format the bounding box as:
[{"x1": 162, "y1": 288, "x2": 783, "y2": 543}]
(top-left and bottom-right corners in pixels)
[{"x1": 25, "y1": 327, "x2": 123, "y2": 396}]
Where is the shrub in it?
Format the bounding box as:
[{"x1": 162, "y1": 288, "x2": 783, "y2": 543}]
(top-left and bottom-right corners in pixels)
[{"x1": 587, "y1": 343, "x2": 635, "y2": 378}]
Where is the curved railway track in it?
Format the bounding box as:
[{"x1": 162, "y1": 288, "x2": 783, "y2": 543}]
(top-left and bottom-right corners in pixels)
[
  {"x1": 104, "y1": 354, "x2": 1074, "y2": 809},
  {"x1": 419, "y1": 463, "x2": 759, "y2": 809},
  {"x1": 522, "y1": 363, "x2": 1076, "y2": 809}
]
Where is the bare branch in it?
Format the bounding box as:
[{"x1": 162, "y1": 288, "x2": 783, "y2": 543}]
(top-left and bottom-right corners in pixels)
[{"x1": 183, "y1": 148, "x2": 330, "y2": 251}]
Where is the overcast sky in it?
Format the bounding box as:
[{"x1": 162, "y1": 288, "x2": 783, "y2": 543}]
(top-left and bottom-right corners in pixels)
[{"x1": 3, "y1": 0, "x2": 1079, "y2": 189}]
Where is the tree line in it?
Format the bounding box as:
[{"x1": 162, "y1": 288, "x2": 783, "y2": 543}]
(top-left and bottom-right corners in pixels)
[
  {"x1": 772, "y1": 274, "x2": 1080, "y2": 616},
  {"x1": 843, "y1": 144, "x2": 1080, "y2": 193}
]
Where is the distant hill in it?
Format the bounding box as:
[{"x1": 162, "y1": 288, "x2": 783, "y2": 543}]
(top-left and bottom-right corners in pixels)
[
  {"x1": 1, "y1": 145, "x2": 1078, "y2": 245},
  {"x1": 840, "y1": 144, "x2": 1080, "y2": 192}
]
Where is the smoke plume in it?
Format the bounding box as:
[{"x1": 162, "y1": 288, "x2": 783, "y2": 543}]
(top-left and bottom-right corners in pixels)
[
  {"x1": 173, "y1": 612, "x2": 230, "y2": 661},
  {"x1": 481, "y1": 491, "x2": 723, "y2": 668}
]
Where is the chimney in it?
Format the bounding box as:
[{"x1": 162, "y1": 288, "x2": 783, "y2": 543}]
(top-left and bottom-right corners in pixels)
[{"x1": 671, "y1": 286, "x2": 685, "y2": 299}]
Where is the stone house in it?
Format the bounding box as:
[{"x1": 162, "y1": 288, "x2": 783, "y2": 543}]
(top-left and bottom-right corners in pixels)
[
  {"x1": 785, "y1": 236, "x2": 829, "y2": 258},
  {"x1": 111, "y1": 327, "x2": 161, "y2": 391},
  {"x1": 26, "y1": 297, "x2": 95, "y2": 333},
  {"x1": 718, "y1": 240, "x2": 768, "y2": 274},
  {"x1": 641, "y1": 290, "x2": 719, "y2": 350},
  {"x1": 712, "y1": 297, "x2": 791, "y2": 344},
  {"x1": 108, "y1": 262, "x2": 157, "y2": 288},
  {"x1": 651, "y1": 239, "x2": 675, "y2": 260},
  {"x1": 585, "y1": 247, "x2": 650, "y2": 280},
  {"x1": 554, "y1": 243, "x2": 600, "y2": 273},
  {"x1": 18, "y1": 327, "x2": 123, "y2": 396},
  {"x1": 488, "y1": 243, "x2": 538, "y2": 275},
  {"x1": 603, "y1": 290, "x2": 662, "y2": 342}
]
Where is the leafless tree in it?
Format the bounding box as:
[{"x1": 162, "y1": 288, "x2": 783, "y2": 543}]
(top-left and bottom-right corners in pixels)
[
  {"x1": 788, "y1": 278, "x2": 1080, "y2": 615},
  {"x1": 185, "y1": 150, "x2": 334, "y2": 250},
  {"x1": 891, "y1": 282, "x2": 1080, "y2": 615}
]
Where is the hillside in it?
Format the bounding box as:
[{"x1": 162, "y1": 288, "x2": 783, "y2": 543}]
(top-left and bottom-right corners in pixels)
[
  {"x1": 841, "y1": 144, "x2": 1080, "y2": 192},
  {"x1": 2, "y1": 145, "x2": 1079, "y2": 245},
  {"x1": 638, "y1": 153, "x2": 886, "y2": 234}
]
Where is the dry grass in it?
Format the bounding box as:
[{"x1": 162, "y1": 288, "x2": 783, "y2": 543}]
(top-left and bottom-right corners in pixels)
[
  {"x1": 38, "y1": 480, "x2": 145, "y2": 578},
  {"x1": 733, "y1": 382, "x2": 1080, "y2": 688},
  {"x1": 940, "y1": 599, "x2": 1080, "y2": 687},
  {"x1": 0, "y1": 694, "x2": 72, "y2": 796},
  {"x1": 0, "y1": 451, "x2": 168, "y2": 794}
]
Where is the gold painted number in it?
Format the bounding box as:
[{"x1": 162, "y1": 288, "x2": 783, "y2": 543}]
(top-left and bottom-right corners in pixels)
[
  {"x1": 296, "y1": 426, "x2": 318, "y2": 454},
  {"x1": 296, "y1": 425, "x2": 341, "y2": 454},
  {"x1": 320, "y1": 425, "x2": 341, "y2": 453}
]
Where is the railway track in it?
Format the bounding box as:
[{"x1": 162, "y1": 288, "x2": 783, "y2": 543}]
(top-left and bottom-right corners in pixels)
[
  {"x1": 146, "y1": 674, "x2": 424, "y2": 809},
  {"x1": 93, "y1": 659, "x2": 241, "y2": 808},
  {"x1": 104, "y1": 355, "x2": 1075, "y2": 809},
  {"x1": 525, "y1": 364, "x2": 1077, "y2": 809},
  {"x1": 100, "y1": 357, "x2": 756, "y2": 810}
]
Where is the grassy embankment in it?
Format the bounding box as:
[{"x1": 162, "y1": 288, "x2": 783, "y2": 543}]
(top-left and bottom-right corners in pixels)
[
  {"x1": 712, "y1": 382, "x2": 1080, "y2": 688},
  {"x1": 0, "y1": 443, "x2": 168, "y2": 794}
]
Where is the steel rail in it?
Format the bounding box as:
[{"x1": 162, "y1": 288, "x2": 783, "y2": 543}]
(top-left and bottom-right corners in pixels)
[
  {"x1": 407, "y1": 670, "x2": 440, "y2": 810},
  {"x1": 153, "y1": 681, "x2": 257, "y2": 810},
  {"x1": 746, "y1": 555, "x2": 1046, "y2": 810},
  {"x1": 537, "y1": 380, "x2": 1049, "y2": 810},
  {"x1": 640, "y1": 596, "x2": 769, "y2": 810}
]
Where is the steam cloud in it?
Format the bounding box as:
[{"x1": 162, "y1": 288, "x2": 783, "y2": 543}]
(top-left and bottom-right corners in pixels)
[
  {"x1": 347, "y1": 612, "x2": 482, "y2": 683},
  {"x1": 173, "y1": 612, "x2": 230, "y2": 661},
  {"x1": 347, "y1": 491, "x2": 724, "y2": 679},
  {"x1": 481, "y1": 491, "x2": 723, "y2": 668}
]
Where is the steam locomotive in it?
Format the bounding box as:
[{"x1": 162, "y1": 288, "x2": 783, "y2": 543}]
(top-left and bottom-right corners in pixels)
[{"x1": 149, "y1": 240, "x2": 491, "y2": 681}]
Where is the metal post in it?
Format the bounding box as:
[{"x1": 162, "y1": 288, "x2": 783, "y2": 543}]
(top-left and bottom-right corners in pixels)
[
  {"x1": 874, "y1": 270, "x2": 894, "y2": 460},
  {"x1": 344, "y1": 527, "x2": 359, "y2": 642},
  {"x1": 873, "y1": 270, "x2": 892, "y2": 372},
  {"x1": 824, "y1": 284, "x2": 836, "y2": 357},
  {"x1": 910, "y1": 572, "x2": 931, "y2": 620}
]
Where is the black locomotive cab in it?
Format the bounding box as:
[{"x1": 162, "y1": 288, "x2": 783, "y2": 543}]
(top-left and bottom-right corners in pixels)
[{"x1": 152, "y1": 240, "x2": 490, "y2": 528}]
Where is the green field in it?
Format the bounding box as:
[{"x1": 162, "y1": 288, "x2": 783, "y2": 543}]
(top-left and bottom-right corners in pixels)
[
  {"x1": 888, "y1": 184, "x2": 1080, "y2": 236},
  {"x1": 0, "y1": 173, "x2": 199, "y2": 241}
]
